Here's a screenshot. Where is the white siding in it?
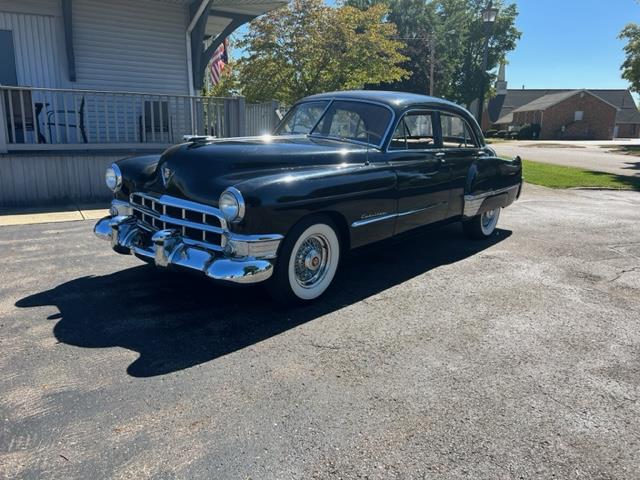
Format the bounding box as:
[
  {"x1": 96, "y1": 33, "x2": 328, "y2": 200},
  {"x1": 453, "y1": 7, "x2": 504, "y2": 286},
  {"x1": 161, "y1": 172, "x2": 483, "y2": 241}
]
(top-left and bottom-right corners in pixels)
[
  {"x1": 0, "y1": 2, "x2": 67, "y2": 88},
  {"x1": 72, "y1": 0, "x2": 190, "y2": 95}
]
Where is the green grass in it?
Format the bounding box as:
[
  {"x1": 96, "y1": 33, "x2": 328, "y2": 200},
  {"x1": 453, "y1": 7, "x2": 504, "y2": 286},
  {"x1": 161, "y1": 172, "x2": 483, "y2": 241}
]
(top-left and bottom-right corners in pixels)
[{"x1": 522, "y1": 159, "x2": 640, "y2": 191}]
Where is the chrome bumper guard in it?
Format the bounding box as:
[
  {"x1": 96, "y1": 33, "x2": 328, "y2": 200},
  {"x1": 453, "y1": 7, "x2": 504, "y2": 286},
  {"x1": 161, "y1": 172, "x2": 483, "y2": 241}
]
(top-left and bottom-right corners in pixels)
[{"x1": 94, "y1": 213, "x2": 282, "y2": 285}]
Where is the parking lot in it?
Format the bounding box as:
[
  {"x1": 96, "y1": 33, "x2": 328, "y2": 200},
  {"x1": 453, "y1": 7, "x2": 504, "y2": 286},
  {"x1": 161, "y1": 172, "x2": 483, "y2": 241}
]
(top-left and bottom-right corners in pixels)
[{"x1": 1, "y1": 184, "x2": 639, "y2": 479}]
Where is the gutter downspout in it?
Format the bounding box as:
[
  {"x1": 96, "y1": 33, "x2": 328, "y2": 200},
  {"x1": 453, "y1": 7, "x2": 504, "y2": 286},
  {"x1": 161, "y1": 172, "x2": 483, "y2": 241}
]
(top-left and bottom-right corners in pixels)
[{"x1": 186, "y1": 0, "x2": 209, "y2": 132}]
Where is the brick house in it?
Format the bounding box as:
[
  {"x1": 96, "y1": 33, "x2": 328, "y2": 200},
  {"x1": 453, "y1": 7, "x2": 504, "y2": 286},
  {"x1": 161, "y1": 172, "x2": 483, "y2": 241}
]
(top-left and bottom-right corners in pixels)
[
  {"x1": 485, "y1": 65, "x2": 640, "y2": 139},
  {"x1": 509, "y1": 90, "x2": 618, "y2": 140}
]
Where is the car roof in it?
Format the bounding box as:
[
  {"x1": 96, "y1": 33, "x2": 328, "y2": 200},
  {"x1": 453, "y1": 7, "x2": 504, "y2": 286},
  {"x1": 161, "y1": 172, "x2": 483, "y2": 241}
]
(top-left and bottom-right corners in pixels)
[{"x1": 301, "y1": 90, "x2": 465, "y2": 114}]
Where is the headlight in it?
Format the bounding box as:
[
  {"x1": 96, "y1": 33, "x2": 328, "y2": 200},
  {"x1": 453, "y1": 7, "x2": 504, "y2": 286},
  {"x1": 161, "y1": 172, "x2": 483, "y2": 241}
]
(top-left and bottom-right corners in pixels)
[
  {"x1": 219, "y1": 187, "x2": 245, "y2": 223},
  {"x1": 105, "y1": 164, "x2": 122, "y2": 192}
]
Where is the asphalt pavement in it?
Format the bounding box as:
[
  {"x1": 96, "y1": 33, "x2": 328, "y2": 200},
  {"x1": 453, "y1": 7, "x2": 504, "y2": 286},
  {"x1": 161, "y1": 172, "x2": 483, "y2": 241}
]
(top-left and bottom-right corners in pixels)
[
  {"x1": 1, "y1": 184, "x2": 639, "y2": 479},
  {"x1": 492, "y1": 140, "x2": 640, "y2": 177}
]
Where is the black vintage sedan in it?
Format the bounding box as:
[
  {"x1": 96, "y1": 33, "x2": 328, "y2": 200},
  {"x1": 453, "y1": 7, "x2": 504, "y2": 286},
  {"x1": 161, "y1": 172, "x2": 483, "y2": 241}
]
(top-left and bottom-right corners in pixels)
[{"x1": 94, "y1": 91, "x2": 522, "y2": 303}]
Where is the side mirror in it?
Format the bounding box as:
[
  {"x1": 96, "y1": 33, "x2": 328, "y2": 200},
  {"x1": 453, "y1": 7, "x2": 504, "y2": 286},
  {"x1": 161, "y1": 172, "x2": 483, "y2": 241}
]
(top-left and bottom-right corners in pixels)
[{"x1": 513, "y1": 155, "x2": 522, "y2": 165}]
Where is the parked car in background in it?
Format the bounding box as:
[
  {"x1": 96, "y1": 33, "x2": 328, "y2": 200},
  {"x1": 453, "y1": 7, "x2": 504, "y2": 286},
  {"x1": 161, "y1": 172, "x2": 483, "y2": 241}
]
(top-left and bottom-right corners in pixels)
[{"x1": 94, "y1": 90, "x2": 522, "y2": 303}]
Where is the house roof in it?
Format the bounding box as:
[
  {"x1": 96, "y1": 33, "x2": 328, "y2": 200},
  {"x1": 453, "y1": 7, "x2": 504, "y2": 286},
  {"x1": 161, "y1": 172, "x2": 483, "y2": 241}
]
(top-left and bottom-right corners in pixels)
[
  {"x1": 489, "y1": 88, "x2": 640, "y2": 125},
  {"x1": 512, "y1": 90, "x2": 581, "y2": 112},
  {"x1": 205, "y1": 1, "x2": 288, "y2": 38},
  {"x1": 495, "y1": 113, "x2": 513, "y2": 125}
]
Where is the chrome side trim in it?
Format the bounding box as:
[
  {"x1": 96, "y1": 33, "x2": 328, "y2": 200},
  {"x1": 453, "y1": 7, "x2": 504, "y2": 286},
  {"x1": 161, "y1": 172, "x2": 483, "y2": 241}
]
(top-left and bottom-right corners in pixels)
[
  {"x1": 351, "y1": 213, "x2": 397, "y2": 228},
  {"x1": 350, "y1": 206, "x2": 433, "y2": 228},
  {"x1": 463, "y1": 184, "x2": 520, "y2": 217}
]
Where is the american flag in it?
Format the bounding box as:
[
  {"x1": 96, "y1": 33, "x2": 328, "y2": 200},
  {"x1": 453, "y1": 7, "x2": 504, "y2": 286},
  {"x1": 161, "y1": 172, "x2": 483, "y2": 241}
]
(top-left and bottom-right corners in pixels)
[{"x1": 209, "y1": 39, "x2": 228, "y2": 86}]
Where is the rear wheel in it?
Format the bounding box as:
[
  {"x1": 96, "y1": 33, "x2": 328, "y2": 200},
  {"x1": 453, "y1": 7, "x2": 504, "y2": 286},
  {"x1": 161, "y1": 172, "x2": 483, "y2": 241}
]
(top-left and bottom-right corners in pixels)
[
  {"x1": 463, "y1": 208, "x2": 501, "y2": 239},
  {"x1": 267, "y1": 216, "x2": 341, "y2": 304}
]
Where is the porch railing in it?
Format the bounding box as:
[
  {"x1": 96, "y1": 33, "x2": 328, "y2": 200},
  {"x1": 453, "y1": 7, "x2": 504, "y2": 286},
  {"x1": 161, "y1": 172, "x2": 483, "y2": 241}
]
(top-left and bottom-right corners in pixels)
[{"x1": 0, "y1": 86, "x2": 280, "y2": 153}]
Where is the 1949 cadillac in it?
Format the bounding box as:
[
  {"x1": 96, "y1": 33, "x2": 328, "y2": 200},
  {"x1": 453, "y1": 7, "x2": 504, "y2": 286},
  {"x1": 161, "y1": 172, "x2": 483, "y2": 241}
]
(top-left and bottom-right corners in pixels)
[{"x1": 94, "y1": 91, "x2": 522, "y2": 303}]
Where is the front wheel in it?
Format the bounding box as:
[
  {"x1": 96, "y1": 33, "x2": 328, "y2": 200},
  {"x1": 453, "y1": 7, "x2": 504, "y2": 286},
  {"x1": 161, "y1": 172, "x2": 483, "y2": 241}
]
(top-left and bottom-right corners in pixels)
[
  {"x1": 267, "y1": 216, "x2": 341, "y2": 304},
  {"x1": 463, "y1": 208, "x2": 501, "y2": 239}
]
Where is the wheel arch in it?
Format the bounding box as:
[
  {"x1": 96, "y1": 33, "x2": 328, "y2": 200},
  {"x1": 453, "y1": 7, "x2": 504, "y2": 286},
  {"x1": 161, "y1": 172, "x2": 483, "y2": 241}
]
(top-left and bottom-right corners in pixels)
[{"x1": 281, "y1": 210, "x2": 351, "y2": 253}]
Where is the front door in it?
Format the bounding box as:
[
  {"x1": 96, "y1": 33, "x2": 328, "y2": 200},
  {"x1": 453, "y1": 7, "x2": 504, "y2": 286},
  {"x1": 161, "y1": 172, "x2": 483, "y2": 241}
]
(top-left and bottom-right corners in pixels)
[{"x1": 388, "y1": 110, "x2": 451, "y2": 234}]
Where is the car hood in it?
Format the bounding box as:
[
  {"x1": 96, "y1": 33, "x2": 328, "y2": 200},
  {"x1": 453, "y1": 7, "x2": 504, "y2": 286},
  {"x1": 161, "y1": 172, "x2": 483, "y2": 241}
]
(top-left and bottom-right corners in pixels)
[{"x1": 144, "y1": 135, "x2": 368, "y2": 205}]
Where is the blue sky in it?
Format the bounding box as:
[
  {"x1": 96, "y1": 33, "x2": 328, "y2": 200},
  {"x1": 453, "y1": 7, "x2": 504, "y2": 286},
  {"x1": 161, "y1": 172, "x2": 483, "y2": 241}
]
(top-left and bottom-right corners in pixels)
[
  {"x1": 505, "y1": 0, "x2": 636, "y2": 91},
  {"x1": 233, "y1": 0, "x2": 637, "y2": 94}
]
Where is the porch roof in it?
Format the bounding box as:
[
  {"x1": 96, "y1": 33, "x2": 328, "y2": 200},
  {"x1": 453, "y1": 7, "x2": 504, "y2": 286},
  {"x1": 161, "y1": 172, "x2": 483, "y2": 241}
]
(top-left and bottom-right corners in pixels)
[{"x1": 190, "y1": 0, "x2": 288, "y2": 90}]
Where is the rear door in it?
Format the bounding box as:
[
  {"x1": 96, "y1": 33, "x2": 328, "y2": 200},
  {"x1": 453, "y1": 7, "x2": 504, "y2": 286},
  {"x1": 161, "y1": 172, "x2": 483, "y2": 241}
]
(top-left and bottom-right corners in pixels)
[
  {"x1": 387, "y1": 110, "x2": 451, "y2": 234},
  {"x1": 437, "y1": 112, "x2": 483, "y2": 217}
]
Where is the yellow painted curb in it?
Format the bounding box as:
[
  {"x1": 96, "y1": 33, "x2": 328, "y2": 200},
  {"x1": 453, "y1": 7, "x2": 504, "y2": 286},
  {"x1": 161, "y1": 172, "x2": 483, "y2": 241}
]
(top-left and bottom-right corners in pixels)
[{"x1": 0, "y1": 209, "x2": 109, "y2": 227}]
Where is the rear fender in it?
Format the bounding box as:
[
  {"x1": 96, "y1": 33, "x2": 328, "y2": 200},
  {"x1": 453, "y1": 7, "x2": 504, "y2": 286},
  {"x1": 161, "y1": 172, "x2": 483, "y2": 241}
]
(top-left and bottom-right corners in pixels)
[{"x1": 463, "y1": 155, "x2": 522, "y2": 218}]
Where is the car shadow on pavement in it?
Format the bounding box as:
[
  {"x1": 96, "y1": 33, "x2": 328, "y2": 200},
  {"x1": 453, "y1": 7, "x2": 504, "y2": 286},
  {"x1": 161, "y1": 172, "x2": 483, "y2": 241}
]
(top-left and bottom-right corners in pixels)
[{"x1": 16, "y1": 224, "x2": 511, "y2": 378}]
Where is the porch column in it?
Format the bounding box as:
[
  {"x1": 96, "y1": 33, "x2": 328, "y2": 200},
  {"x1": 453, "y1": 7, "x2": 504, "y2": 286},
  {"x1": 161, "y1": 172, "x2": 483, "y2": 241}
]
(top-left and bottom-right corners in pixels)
[
  {"x1": 0, "y1": 97, "x2": 8, "y2": 153},
  {"x1": 62, "y1": 0, "x2": 76, "y2": 82}
]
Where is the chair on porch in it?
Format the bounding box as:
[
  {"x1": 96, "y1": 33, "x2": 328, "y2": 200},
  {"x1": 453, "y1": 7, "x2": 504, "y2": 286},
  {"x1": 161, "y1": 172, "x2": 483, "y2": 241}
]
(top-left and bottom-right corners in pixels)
[
  {"x1": 2, "y1": 89, "x2": 46, "y2": 144},
  {"x1": 46, "y1": 96, "x2": 88, "y2": 143},
  {"x1": 138, "y1": 100, "x2": 172, "y2": 143}
]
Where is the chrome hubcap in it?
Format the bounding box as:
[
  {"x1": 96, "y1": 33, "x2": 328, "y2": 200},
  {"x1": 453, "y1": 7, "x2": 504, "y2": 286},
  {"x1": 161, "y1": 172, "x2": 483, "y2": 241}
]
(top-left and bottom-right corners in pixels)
[{"x1": 294, "y1": 235, "x2": 330, "y2": 288}]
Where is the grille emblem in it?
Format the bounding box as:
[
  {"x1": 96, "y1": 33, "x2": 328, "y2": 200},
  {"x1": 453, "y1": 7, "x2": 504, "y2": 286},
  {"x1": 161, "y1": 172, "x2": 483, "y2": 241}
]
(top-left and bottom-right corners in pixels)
[{"x1": 161, "y1": 166, "x2": 174, "y2": 188}]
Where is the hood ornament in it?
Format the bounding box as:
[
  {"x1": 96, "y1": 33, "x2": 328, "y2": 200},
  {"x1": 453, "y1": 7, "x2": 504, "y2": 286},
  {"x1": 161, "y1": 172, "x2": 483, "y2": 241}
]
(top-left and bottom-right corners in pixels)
[{"x1": 161, "y1": 166, "x2": 174, "y2": 188}]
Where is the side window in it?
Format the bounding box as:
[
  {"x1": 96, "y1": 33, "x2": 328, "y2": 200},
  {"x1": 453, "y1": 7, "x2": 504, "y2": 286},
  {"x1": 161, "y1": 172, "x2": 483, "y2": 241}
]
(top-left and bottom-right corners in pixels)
[
  {"x1": 440, "y1": 113, "x2": 478, "y2": 148},
  {"x1": 389, "y1": 112, "x2": 436, "y2": 150}
]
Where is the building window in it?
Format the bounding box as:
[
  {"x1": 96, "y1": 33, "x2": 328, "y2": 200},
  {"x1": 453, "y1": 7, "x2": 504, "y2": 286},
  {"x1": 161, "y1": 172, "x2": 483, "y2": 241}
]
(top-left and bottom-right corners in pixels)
[{"x1": 574, "y1": 111, "x2": 584, "y2": 121}]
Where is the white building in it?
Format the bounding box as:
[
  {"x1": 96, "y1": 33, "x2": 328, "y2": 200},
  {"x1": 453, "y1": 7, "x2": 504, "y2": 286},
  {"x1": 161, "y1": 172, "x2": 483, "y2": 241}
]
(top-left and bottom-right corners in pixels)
[{"x1": 0, "y1": 0, "x2": 285, "y2": 206}]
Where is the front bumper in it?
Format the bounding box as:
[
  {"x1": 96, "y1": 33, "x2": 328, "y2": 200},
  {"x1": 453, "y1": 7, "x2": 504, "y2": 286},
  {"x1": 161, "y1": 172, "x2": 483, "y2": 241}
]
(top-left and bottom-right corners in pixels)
[{"x1": 94, "y1": 214, "x2": 281, "y2": 285}]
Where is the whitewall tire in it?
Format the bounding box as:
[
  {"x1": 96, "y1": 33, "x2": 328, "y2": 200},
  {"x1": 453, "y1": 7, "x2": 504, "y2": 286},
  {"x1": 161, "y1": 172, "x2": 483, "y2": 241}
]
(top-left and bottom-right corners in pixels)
[
  {"x1": 463, "y1": 208, "x2": 501, "y2": 239},
  {"x1": 268, "y1": 216, "x2": 341, "y2": 304}
]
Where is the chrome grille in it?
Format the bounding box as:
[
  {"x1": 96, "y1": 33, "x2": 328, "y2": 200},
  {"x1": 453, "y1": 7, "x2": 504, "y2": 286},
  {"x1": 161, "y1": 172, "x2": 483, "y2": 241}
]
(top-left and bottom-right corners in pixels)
[{"x1": 130, "y1": 192, "x2": 225, "y2": 250}]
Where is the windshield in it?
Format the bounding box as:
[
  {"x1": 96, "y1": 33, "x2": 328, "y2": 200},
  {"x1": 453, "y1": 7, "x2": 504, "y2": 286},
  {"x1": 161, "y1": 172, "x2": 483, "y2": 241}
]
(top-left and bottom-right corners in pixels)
[
  {"x1": 274, "y1": 101, "x2": 329, "y2": 135},
  {"x1": 274, "y1": 100, "x2": 393, "y2": 147}
]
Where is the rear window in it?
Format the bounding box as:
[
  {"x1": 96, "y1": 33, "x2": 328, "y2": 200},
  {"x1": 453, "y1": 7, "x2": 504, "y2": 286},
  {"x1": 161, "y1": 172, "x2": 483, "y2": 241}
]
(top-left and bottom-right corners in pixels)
[{"x1": 440, "y1": 113, "x2": 478, "y2": 148}]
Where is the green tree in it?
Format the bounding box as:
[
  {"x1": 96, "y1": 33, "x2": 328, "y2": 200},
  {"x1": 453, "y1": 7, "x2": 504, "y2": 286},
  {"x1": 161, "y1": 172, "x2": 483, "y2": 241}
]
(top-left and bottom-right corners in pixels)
[
  {"x1": 620, "y1": 23, "x2": 640, "y2": 93},
  {"x1": 235, "y1": 0, "x2": 409, "y2": 104},
  {"x1": 345, "y1": 0, "x2": 520, "y2": 107}
]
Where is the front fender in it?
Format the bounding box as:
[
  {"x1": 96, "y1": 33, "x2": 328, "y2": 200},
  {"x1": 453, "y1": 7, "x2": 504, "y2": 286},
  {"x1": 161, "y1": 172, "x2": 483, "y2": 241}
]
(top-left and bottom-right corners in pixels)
[{"x1": 115, "y1": 154, "x2": 161, "y2": 200}]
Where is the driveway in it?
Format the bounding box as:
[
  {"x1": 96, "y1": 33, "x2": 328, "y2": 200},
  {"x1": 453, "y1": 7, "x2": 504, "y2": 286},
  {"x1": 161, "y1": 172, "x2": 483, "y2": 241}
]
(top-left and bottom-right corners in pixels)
[
  {"x1": 1, "y1": 185, "x2": 639, "y2": 479},
  {"x1": 492, "y1": 140, "x2": 640, "y2": 177}
]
